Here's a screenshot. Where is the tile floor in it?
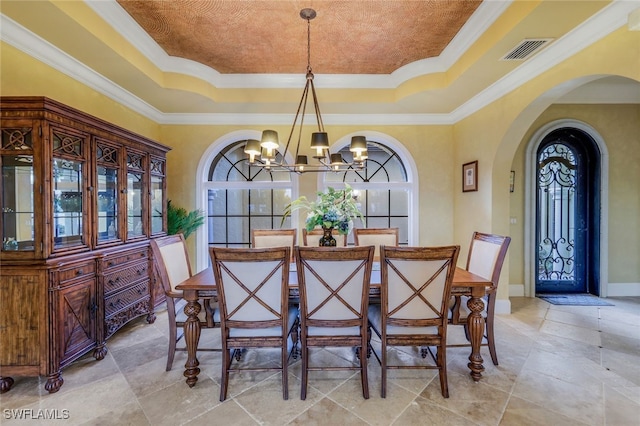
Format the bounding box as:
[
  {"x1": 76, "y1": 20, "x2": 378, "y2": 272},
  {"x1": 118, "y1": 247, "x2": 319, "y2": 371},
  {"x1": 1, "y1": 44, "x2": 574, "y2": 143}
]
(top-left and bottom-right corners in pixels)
[{"x1": 1, "y1": 297, "x2": 639, "y2": 425}]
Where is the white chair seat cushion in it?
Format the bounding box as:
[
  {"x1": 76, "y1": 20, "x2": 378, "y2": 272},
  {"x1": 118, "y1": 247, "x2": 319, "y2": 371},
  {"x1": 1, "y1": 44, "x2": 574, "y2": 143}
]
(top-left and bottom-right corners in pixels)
[
  {"x1": 369, "y1": 305, "x2": 437, "y2": 335},
  {"x1": 229, "y1": 306, "x2": 299, "y2": 337}
]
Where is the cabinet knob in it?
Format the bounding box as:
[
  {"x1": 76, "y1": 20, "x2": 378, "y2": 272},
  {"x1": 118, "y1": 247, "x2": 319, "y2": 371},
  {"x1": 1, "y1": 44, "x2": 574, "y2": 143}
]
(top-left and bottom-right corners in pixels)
[{"x1": 76, "y1": 269, "x2": 83, "y2": 276}]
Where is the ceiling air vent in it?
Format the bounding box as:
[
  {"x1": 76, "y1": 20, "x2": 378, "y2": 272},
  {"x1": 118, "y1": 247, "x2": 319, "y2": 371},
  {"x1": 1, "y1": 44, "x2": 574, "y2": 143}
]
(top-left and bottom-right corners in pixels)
[{"x1": 501, "y1": 38, "x2": 553, "y2": 61}]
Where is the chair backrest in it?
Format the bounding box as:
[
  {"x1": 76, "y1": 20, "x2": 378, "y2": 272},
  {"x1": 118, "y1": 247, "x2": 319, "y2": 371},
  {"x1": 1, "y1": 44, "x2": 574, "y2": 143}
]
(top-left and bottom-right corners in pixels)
[
  {"x1": 210, "y1": 246, "x2": 290, "y2": 331},
  {"x1": 353, "y1": 228, "x2": 399, "y2": 260},
  {"x1": 252, "y1": 229, "x2": 296, "y2": 257},
  {"x1": 466, "y1": 232, "x2": 511, "y2": 288},
  {"x1": 295, "y1": 246, "x2": 374, "y2": 329},
  {"x1": 150, "y1": 234, "x2": 192, "y2": 294},
  {"x1": 381, "y1": 245, "x2": 459, "y2": 330},
  {"x1": 302, "y1": 228, "x2": 347, "y2": 247}
]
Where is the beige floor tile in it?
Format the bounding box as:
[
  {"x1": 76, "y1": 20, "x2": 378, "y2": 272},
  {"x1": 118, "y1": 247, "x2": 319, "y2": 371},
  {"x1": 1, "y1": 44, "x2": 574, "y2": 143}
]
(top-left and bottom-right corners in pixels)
[
  {"x1": 184, "y1": 399, "x2": 259, "y2": 426},
  {"x1": 78, "y1": 401, "x2": 150, "y2": 426},
  {"x1": 327, "y1": 375, "x2": 417, "y2": 425},
  {"x1": 604, "y1": 385, "x2": 640, "y2": 426},
  {"x1": 540, "y1": 319, "x2": 602, "y2": 346},
  {"x1": 500, "y1": 395, "x2": 589, "y2": 426},
  {"x1": 137, "y1": 376, "x2": 222, "y2": 426},
  {"x1": 420, "y1": 371, "x2": 511, "y2": 426},
  {"x1": 512, "y1": 368, "x2": 604, "y2": 425},
  {"x1": 393, "y1": 395, "x2": 472, "y2": 426},
  {"x1": 2, "y1": 297, "x2": 639, "y2": 425},
  {"x1": 233, "y1": 375, "x2": 321, "y2": 425},
  {"x1": 288, "y1": 397, "x2": 368, "y2": 425}
]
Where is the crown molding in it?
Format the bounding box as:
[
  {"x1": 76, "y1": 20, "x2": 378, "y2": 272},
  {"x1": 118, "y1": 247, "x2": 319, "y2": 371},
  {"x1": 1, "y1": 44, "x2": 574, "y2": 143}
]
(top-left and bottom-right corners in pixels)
[
  {"x1": 1, "y1": 1, "x2": 636, "y2": 126},
  {"x1": 451, "y1": 0, "x2": 638, "y2": 122},
  {"x1": 0, "y1": 14, "x2": 165, "y2": 122},
  {"x1": 85, "y1": 0, "x2": 510, "y2": 89}
]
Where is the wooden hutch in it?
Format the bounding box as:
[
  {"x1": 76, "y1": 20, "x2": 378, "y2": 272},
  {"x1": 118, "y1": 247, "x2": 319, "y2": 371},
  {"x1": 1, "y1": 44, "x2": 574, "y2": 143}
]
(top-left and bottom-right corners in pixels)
[{"x1": 0, "y1": 97, "x2": 169, "y2": 393}]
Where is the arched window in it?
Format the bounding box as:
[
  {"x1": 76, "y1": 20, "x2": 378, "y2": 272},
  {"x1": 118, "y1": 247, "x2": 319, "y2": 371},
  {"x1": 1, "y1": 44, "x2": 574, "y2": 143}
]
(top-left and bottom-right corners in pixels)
[
  {"x1": 324, "y1": 138, "x2": 412, "y2": 246},
  {"x1": 196, "y1": 131, "x2": 416, "y2": 269},
  {"x1": 205, "y1": 140, "x2": 294, "y2": 248}
]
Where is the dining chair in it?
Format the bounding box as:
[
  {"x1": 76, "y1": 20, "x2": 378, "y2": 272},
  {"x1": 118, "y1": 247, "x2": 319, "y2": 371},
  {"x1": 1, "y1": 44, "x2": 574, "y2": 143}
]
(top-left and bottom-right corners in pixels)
[
  {"x1": 448, "y1": 232, "x2": 511, "y2": 365},
  {"x1": 150, "y1": 234, "x2": 220, "y2": 371},
  {"x1": 209, "y1": 246, "x2": 299, "y2": 401},
  {"x1": 302, "y1": 227, "x2": 347, "y2": 247},
  {"x1": 295, "y1": 245, "x2": 375, "y2": 400},
  {"x1": 252, "y1": 228, "x2": 297, "y2": 260},
  {"x1": 369, "y1": 245, "x2": 459, "y2": 398},
  {"x1": 353, "y1": 227, "x2": 399, "y2": 260}
]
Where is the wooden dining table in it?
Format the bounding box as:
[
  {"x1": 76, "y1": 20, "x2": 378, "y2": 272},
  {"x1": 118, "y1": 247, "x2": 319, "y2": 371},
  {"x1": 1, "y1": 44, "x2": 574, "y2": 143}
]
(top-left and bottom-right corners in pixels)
[{"x1": 175, "y1": 265, "x2": 493, "y2": 387}]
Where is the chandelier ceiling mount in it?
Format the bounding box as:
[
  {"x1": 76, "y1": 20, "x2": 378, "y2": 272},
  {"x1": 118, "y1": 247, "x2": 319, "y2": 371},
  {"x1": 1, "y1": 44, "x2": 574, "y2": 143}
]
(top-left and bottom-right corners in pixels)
[{"x1": 244, "y1": 8, "x2": 368, "y2": 174}]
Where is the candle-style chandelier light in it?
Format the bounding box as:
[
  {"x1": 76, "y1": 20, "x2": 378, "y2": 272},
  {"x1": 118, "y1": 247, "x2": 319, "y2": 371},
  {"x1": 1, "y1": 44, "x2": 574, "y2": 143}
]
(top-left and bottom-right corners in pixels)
[{"x1": 244, "y1": 8, "x2": 368, "y2": 173}]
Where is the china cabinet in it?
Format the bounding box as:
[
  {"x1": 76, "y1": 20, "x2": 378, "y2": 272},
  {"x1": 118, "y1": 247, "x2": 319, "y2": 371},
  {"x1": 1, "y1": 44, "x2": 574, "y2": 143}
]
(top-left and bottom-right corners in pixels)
[{"x1": 0, "y1": 97, "x2": 169, "y2": 393}]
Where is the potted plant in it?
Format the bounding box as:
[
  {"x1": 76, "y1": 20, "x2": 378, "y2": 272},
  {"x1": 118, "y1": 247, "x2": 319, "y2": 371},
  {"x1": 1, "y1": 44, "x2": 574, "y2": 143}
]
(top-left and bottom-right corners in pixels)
[
  {"x1": 282, "y1": 184, "x2": 364, "y2": 246},
  {"x1": 166, "y1": 200, "x2": 204, "y2": 239}
]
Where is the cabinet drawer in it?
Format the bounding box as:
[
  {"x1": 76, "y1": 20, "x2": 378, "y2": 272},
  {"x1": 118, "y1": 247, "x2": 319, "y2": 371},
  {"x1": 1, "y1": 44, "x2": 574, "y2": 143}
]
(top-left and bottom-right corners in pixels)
[
  {"x1": 58, "y1": 262, "x2": 96, "y2": 284},
  {"x1": 103, "y1": 247, "x2": 148, "y2": 270},
  {"x1": 104, "y1": 261, "x2": 149, "y2": 294},
  {"x1": 104, "y1": 281, "x2": 149, "y2": 317}
]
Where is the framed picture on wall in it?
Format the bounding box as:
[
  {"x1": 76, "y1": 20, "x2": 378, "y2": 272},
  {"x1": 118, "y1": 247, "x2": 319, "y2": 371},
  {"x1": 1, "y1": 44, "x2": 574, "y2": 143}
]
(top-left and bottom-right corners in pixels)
[{"x1": 462, "y1": 161, "x2": 478, "y2": 192}]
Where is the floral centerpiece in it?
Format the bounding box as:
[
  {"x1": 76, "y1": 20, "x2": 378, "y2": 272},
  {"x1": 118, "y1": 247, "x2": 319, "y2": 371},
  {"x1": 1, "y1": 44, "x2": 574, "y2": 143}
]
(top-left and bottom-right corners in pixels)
[{"x1": 282, "y1": 184, "x2": 364, "y2": 245}]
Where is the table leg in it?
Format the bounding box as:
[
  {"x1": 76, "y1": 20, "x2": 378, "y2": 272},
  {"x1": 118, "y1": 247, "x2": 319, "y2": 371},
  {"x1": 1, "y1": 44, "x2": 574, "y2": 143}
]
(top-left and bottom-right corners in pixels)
[
  {"x1": 183, "y1": 290, "x2": 202, "y2": 387},
  {"x1": 466, "y1": 291, "x2": 486, "y2": 381}
]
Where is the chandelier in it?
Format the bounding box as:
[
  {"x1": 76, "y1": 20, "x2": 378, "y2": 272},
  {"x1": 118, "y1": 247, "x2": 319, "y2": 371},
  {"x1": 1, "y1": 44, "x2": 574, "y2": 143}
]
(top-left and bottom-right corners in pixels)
[{"x1": 244, "y1": 8, "x2": 368, "y2": 173}]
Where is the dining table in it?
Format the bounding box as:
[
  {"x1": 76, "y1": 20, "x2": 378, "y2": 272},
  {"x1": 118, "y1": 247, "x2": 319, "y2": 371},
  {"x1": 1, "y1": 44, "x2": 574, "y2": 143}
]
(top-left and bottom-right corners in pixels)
[{"x1": 175, "y1": 264, "x2": 493, "y2": 387}]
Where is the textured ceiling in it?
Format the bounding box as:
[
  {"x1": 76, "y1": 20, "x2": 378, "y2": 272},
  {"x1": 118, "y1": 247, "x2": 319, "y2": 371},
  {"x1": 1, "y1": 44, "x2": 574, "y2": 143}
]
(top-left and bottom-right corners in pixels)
[
  {"x1": 2, "y1": 0, "x2": 635, "y2": 118},
  {"x1": 116, "y1": 0, "x2": 482, "y2": 75}
]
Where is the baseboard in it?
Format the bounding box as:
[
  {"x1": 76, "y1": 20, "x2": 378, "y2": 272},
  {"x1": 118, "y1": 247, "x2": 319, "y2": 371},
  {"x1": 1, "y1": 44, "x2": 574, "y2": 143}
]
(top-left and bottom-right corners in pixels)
[
  {"x1": 507, "y1": 282, "x2": 640, "y2": 298},
  {"x1": 607, "y1": 282, "x2": 640, "y2": 297},
  {"x1": 509, "y1": 283, "x2": 525, "y2": 297},
  {"x1": 495, "y1": 299, "x2": 511, "y2": 315}
]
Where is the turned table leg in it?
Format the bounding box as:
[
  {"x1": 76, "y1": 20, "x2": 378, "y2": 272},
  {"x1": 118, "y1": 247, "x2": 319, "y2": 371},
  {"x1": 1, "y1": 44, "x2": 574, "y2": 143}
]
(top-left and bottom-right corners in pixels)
[
  {"x1": 466, "y1": 291, "x2": 486, "y2": 381},
  {"x1": 182, "y1": 290, "x2": 202, "y2": 387}
]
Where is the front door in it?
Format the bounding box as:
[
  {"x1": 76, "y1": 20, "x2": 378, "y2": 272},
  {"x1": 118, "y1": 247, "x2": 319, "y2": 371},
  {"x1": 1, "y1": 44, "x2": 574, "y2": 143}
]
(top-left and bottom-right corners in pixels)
[{"x1": 535, "y1": 128, "x2": 600, "y2": 294}]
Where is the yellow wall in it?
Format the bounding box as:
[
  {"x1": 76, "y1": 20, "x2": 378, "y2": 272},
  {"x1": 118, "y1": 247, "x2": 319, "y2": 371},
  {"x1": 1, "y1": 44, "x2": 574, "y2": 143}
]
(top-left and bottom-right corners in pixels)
[
  {"x1": 160, "y1": 124, "x2": 456, "y2": 247},
  {"x1": 2, "y1": 21, "x2": 639, "y2": 304},
  {"x1": 0, "y1": 43, "x2": 159, "y2": 140},
  {"x1": 452, "y1": 26, "x2": 640, "y2": 301}
]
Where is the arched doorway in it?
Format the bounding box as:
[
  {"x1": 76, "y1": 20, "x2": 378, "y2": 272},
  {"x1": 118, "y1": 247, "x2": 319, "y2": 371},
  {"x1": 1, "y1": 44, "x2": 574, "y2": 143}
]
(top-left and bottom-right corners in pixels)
[{"x1": 535, "y1": 127, "x2": 601, "y2": 294}]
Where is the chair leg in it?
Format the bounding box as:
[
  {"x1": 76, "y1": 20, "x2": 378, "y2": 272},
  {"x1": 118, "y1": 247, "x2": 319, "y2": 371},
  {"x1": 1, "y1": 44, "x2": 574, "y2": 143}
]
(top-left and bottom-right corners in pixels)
[
  {"x1": 167, "y1": 317, "x2": 178, "y2": 372},
  {"x1": 360, "y1": 337, "x2": 369, "y2": 399},
  {"x1": 282, "y1": 340, "x2": 289, "y2": 400},
  {"x1": 450, "y1": 296, "x2": 462, "y2": 324},
  {"x1": 381, "y1": 338, "x2": 387, "y2": 398},
  {"x1": 486, "y1": 314, "x2": 498, "y2": 365},
  {"x1": 203, "y1": 298, "x2": 215, "y2": 328},
  {"x1": 219, "y1": 347, "x2": 232, "y2": 402},
  {"x1": 437, "y1": 346, "x2": 449, "y2": 398},
  {"x1": 300, "y1": 342, "x2": 308, "y2": 400}
]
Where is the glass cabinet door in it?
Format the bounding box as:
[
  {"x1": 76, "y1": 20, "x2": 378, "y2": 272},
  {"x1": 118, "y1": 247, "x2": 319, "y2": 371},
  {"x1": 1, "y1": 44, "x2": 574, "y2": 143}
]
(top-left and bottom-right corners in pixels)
[
  {"x1": 127, "y1": 171, "x2": 144, "y2": 238},
  {"x1": 97, "y1": 165, "x2": 119, "y2": 242},
  {"x1": 150, "y1": 175, "x2": 164, "y2": 234},
  {"x1": 53, "y1": 158, "x2": 84, "y2": 249},
  {"x1": 1, "y1": 154, "x2": 34, "y2": 251},
  {"x1": 126, "y1": 150, "x2": 146, "y2": 239},
  {"x1": 150, "y1": 156, "x2": 165, "y2": 235}
]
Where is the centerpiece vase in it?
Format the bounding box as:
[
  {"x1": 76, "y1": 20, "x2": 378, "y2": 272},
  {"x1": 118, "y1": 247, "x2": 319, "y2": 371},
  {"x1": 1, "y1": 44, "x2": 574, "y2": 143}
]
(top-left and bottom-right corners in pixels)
[{"x1": 319, "y1": 226, "x2": 337, "y2": 247}]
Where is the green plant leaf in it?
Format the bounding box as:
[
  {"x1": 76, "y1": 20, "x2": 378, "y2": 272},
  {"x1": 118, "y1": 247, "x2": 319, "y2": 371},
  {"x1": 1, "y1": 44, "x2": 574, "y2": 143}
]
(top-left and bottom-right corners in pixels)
[{"x1": 167, "y1": 200, "x2": 205, "y2": 239}]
